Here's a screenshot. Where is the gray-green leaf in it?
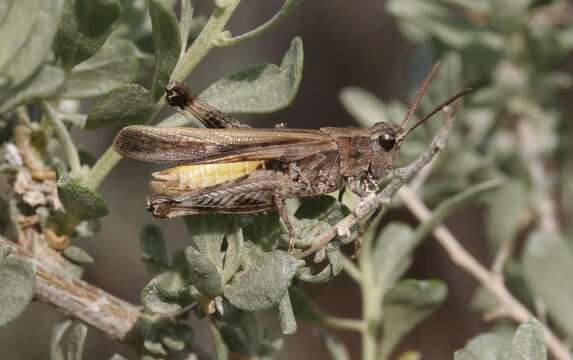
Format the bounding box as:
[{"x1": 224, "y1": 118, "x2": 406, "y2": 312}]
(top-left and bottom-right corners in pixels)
[
  {"x1": 51, "y1": 319, "x2": 73, "y2": 360},
  {"x1": 57, "y1": 178, "x2": 109, "y2": 220},
  {"x1": 141, "y1": 273, "x2": 186, "y2": 315},
  {"x1": 0, "y1": 0, "x2": 64, "y2": 89},
  {"x1": 522, "y1": 230, "x2": 573, "y2": 338},
  {"x1": 140, "y1": 224, "x2": 168, "y2": 275},
  {"x1": 486, "y1": 181, "x2": 527, "y2": 252},
  {"x1": 373, "y1": 223, "x2": 415, "y2": 294},
  {"x1": 63, "y1": 246, "x2": 94, "y2": 265},
  {"x1": 278, "y1": 291, "x2": 297, "y2": 335},
  {"x1": 54, "y1": 0, "x2": 121, "y2": 69},
  {"x1": 318, "y1": 331, "x2": 350, "y2": 360},
  {"x1": 67, "y1": 322, "x2": 88, "y2": 360},
  {"x1": 0, "y1": 248, "x2": 35, "y2": 328},
  {"x1": 380, "y1": 279, "x2": 447, "y2": 359},
  {"x1": 185, "y1": 245, "x2": 223, "y2": 296},
  {"x1": 225, "y1": 251, "x2": 299, "y2": 311},
  {"x1": 149, "y1": 0, "x2": 181, "y2": 99},
  {"x1": 63, "y1": 39, "x2": 141, "y2": 98},
  {"x1": 509, "y1": 318, "x2": 546, "y2": 360},
  {"x1": 0, "y1": 65, "x2": 65, "y2": 114},
  {"x1": 201, "y1": 37, "x2": 303, "y2": 114},
  {"x1": 85, "y1": 84, "x2": 155, "y2": 129},
  {"x1": 454, "y1": 333, "x2": 511, "y2": 360}
]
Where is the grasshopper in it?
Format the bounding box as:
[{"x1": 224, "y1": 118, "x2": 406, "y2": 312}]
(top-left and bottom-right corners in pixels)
[{"x1": 113, "y1": 63, "x2": 471, "y2": 250}]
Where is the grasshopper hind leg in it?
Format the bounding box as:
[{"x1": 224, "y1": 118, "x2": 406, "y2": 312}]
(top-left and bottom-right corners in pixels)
[{"x1": 147, "y1": 170, "x2": 299, "y2": 250}]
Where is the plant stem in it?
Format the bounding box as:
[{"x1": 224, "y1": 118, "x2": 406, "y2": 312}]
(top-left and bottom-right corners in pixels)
[
  {"x1": 82, "y1": 146, "x2": 120, "y2": 190},
  {"x1": 299, "y1": 107, "x2": 458, "y2": 258},
  {"x1": 42, "y1": 102, "x2": 82, "y2": 176},
  {"x1": 171, "y1": 0, "x2": 241, "y2": 82},
  {"x1": 217, "y1": 0, "x2": 302, "y2": 47},
  {"x1": 86, "y1": 1, "x2": 243, "y2": 190},
  {"x1": 358, "y1": 231, "x2": 382, "y2": 360},
  {"x1": 323, "y1": 316, "x2": 365, "y2": 333},
  {"x1": 398, "y1": 186, "x2": 571, "y2": 360}
]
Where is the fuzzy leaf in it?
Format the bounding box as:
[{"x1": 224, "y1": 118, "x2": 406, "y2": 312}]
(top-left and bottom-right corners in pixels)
[
  {"x1": 63, "y1": 39, "x2": 141, "y2": 98},
  {"x1": 58, "y1": 178, "x2": 109, "y2": 220},
  {"x1": 54, "y1": 0, "x2": 121, "y2": 69},
  {"x1": 386, "y1": 0, "x2": 480, "y2": 49},
  {"x1": 63, "y1": 246, "x2": 94, "y2": 265},
  {"x1": 455, "y1": 333, "x2": 511, "y2": 360},
  {"x1": 380, "y1": 279, "x2": 447, "y2": 359},
  {"x1": 0, "y1": 65, "x2": 65, "y2": 114},
  {"x1": 0, "y1": 0, "x2": 64, "y2": 88},
  {"x1": 339, "y1": 87, "x2": 389, "y2": 127},
  {"x1": 201, "y1": 37, "x2": 303, "y2": 114},
  {"x1": 141, "y1": 273, "x2": 186, "y2": 315},
  {"x1": 453, "y1": 349, "x2": 479, "y2": 360},
  {"x1": 373, "y1": 223, "x2": 415, "y2": 294},
  {"x1": 486, "y1": 181, "x2": 526, "y2": 251},
  {"x1": 67, "y1": 322, "x2": 88, "y2": 360},
  {"x1": 51, "y1": 319, "x2": 72, "y2": 360},
  {"x1": 160, "y1": 323, "x2": 194, "y2": 352},
  {"x1": 522, "y1": 230, "x2": 573, "y2": 338},
  {"x1": 225, "y1": 251, "x2": 299, "y2": 311},
  {"x1": 185, "y1": 245, "x2": 223, "y2": 296},
  {"x1": 85, "y1": 84, "x2": 155, "y2": 129},
  {"x1": 242, "y1": 213, "x2": 281, "y2": 251},
  {"x1": 509, "y1": 318, "x2": 546, "y2": 360},
  {"x1": 149, "y1": 0, "x2": 181, "y2": 99},
  {"x1": 184, "y1": 214, "x2": 231, "y2": 269},
  {"x1": 140, "y1": 224, "x2": 168, "y2": 275},
  {"x1": 221, "y1": 222, "x2": 244, "y2": 284},
  {"x1": 296, "y1": 195, "x2": 350, "y2": 225},
  {"x1": 289, "y1": 287, "x2": 326, "y2": 324},
  {"x1": 211, "y1": 322, "x2": 229, "y2": 360},
  {"x1": 318, "y1": 331, "x2": 350, "y2": 360},
  {"x1": 0, "y1": 249, "x2": 35, "y2": 327},
  {"x1": 278, "y1": 292, "x2": 297, "y2": 335}
]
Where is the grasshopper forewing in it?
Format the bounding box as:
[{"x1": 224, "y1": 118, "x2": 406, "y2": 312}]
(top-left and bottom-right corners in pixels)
[{"x1": 113, "y1": 63, "x2": 472, "y2": 251}]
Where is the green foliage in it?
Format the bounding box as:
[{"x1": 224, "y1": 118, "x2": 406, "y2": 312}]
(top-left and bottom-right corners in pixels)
[
  {"x1": 454, "y1": 318, "x2": 546, "y2": 360},
  {"x1": 201, "y1": 37, "x2": 304, "y2": 114},
  {"x1": 57, "y1": 177, "x2": 109, "y2": 221},
  {"x1": 522, "y1": 231, "x2": 573, "y2": 338},
  {"x1": 85, "y1": 84, "x2": 156, "y2": 129},
  {"x1": 62, "y1": 39, "x2": 141, "y2": 99},
  {"x1": 50, "y1": 320, "x2": 88, "y2": 360},
  {"x1": 225, "y1": 251, "x2": 299, "y2": 311},
  {"x1": 149, "y1": 0, "x2": 181, "y2": 99},
  {"x1": 55, "y1": 0, "x2": 121, "y2": 70},
  {"x1": 1, "y1": 0, "x2": 572, "y2": 359},
  {"x1": 0, "y1": 243, "x2": 35, "y2": 327},
  {"x1": 380, "y1": 279, "x2": 448, "y2": 359}
]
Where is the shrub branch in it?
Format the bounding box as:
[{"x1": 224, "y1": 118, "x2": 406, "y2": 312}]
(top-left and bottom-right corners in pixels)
[
  {"x1": 0, "y1": 236, "x2": 209, "y2": 359},
  {"x1": 397, "y1": 186, "x2": 571, "y2": 360},
  {"x1": 299, "y1": 106, "x2": 458, "y2": 258}
]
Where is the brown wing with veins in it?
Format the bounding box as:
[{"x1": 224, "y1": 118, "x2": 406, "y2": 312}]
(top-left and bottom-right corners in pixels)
[{"x1": 113, "y1": 125, "x2": 337, "y2": 165}]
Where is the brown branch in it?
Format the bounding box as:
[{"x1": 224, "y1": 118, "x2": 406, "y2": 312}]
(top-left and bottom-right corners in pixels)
[
  {"x1": 0, "y1": 236, "x2": 210, "y2": 359},
  {"x1": 397, "y1": 187, "x2": 571, "y2": 360},
  {"x1": 1, "y1": 235, "x2": 139, "y2": 340},
  {"x1": 300, "y1": 106, "x2": 457, "y2": 258}
]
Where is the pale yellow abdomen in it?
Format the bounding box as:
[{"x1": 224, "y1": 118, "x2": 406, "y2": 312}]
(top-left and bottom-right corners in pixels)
[{"x1": 150, "y1": 161, "x2": 265, "y2": 195}]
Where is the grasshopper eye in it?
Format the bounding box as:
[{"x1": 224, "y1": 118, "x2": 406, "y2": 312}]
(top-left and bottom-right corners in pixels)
[{"x1": 378, "y1": 133, "x2": 396, "y2": 151}]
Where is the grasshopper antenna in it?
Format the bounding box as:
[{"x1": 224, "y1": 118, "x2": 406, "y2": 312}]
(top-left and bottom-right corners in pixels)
[
  {"x1": 399, "y1": 87, "x2": 474, "y2": 141},
  {"x1": 400, "y1": 62, "x2": 441, "y2": 129}
]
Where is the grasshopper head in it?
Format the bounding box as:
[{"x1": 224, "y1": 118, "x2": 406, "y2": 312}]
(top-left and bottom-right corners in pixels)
[{"x1": 367, "y1": 122, "x2": 404, "y2": 180}]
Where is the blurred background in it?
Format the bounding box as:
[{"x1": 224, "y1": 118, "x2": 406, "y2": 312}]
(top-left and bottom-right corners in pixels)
[{"x1": 1, "y1": 0, "x2": 572, "y2": 359}]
